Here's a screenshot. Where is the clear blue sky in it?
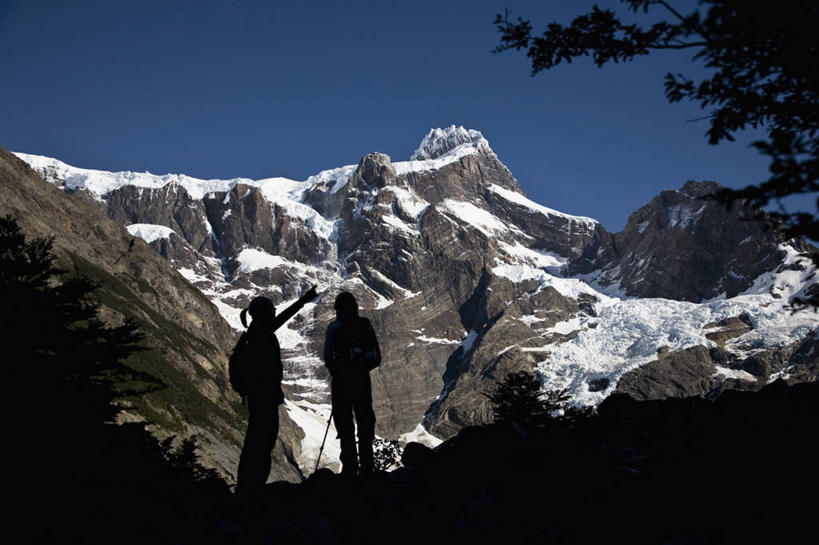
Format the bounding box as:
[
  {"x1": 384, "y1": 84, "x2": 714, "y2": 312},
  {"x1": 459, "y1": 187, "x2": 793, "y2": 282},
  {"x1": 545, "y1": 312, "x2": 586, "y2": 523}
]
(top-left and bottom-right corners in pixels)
[{"x1": 0, "y1": 0, "x2": 788, "y2": 232}]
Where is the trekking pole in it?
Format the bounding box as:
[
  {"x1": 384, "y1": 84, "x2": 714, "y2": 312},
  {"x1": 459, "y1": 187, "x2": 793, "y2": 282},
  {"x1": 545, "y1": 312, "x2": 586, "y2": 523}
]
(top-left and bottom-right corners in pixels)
[{"x1": 314, "y1": 408, "x2": 333, "y2": 473}]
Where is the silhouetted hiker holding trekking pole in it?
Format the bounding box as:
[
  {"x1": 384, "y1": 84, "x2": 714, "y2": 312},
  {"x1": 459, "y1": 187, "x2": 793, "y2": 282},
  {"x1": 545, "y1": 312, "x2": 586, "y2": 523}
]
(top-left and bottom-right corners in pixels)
[
  {"x1": 323, "y1": 291, "x2": 381, "y2": 476},
  {"x1": 229, "y1": 286, "x2": 317, "y2": 501}
]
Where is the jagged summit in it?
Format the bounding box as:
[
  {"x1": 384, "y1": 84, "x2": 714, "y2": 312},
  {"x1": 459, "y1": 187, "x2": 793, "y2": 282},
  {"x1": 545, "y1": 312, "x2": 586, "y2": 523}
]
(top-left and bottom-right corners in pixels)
[{"x1": 410, "y1": 125, "x2": 492, "y2": 161}]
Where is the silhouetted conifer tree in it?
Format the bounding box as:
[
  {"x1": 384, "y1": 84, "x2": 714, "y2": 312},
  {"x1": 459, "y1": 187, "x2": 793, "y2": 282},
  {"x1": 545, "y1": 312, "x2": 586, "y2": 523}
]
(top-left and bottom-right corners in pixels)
[
  {"x1": 0, "y1": 215, "x2": 225, "y2": 544},
  {"x1": 486, "y1": 370, "x2": 570, "y2": 428}
]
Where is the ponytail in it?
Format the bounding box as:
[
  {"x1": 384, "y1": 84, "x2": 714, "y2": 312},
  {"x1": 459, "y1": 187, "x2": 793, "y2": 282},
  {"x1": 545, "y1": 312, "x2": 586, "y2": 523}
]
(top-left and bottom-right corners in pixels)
[{"x1": 240, "y1": 308, "x2": 249, "y2": 328}]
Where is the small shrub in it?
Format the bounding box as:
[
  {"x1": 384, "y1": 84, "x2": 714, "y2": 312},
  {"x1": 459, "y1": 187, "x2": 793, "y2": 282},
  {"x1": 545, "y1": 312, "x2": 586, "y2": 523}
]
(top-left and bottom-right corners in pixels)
[
  {"x1": 372, "y1": 437, "x2": 402, "y2": 471},
  {"x1": 486, "y1": 370, "x2": 571, "y2": 429}
]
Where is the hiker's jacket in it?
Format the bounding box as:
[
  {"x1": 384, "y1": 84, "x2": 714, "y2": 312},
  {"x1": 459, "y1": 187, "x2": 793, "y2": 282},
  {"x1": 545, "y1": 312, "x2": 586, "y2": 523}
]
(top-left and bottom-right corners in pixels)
[
  {"x1": 323, "y1": 314, "x2": 381, "y2": 376},
  {"x1": 243, "y1": 293, "x2": 313, "y2": 404},
  {"x1": 242, "y1": 319, "x2": 284, "y2": 404}
]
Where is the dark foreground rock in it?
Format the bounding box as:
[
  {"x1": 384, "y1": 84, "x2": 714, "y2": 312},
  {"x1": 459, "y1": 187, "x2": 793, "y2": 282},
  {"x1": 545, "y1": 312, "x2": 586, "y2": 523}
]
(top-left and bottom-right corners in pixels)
[{"x1": 44, "y1": 379, "x2": 812, "y2": 545}]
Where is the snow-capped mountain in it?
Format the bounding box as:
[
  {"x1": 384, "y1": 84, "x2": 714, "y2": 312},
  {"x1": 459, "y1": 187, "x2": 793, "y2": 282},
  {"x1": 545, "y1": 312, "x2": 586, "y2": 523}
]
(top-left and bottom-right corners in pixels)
[{"x1": 14, "y1": 125, "x2": 819, "y2": 474}]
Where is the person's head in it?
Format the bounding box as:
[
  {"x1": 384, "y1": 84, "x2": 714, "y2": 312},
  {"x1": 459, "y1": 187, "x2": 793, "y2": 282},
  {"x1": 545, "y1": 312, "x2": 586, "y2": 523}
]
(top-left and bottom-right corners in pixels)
[
  {"x1": 333, "y1": 291, "x2": 358, "y2": 319},
  {"x1": 240, "y1": 296, "x2": 276, "y2": 328}
]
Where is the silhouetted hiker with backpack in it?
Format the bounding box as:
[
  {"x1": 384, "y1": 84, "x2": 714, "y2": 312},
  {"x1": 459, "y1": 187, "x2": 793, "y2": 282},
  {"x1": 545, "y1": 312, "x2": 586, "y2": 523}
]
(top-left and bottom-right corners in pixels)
[
  {"x1": 323, "y1": 291, "x2": 381, "y2": 476},
  {"x1": 230, "y1": 286, "x2": 317, "y2": 499}
]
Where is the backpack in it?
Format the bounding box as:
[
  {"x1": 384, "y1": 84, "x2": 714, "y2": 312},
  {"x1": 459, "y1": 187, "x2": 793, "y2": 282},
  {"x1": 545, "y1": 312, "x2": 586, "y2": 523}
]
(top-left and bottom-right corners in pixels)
[
  {"x1": 341, "y1": 318, "x2": 380, "y2": 371},
  {"x1": 228, "y1": 332, "x2": 251, "y2": 399}
]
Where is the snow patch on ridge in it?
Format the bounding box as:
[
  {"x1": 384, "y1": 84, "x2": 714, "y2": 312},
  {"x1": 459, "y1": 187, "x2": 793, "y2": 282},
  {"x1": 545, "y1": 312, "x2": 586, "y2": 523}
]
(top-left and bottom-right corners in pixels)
[
  {"x1": 304, "y1": 164, "x2": 357, "y2": 195},
  {"x1": 410, "y1": 125, "x2": 492, "y2": 161},
  {"x1": 17, "y1": 152, "x2": 256, "y2": 200},
  {"x1": 16, "y1": 152, "x2": 335, "y2": 240},
  {"x1": 235, "y1": 248, "x2": 289, "y2": 273},
  {"x1": 667, "y1": 204, "x2": 706, "y2": 229},
  {"x1": 399, "y1": 424, "x2": 443, "y2": 448},
  {"x1": 393, "y1": 126, "x2": 494, "y2": 175},
  {"x1": 438, "y1": 200, "x2": 510, "y2": 236},
  {"x1": 488, "y1": 184, "x2": 598, "y2": 227},
  {"x1": 126, "y1": 223, "x2": 175, "y2": 243}
]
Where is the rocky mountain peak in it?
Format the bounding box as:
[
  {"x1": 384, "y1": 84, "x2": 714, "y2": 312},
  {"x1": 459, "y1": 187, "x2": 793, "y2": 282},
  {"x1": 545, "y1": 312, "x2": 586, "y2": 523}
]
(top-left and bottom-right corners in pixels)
[
  {"x1": 410, "y1": 125, "x2": 492, "y2": 161},
  {"x1": 350, "y1": 152, "x2": 397, "y2": 190},
  {"x1": 679, "y1": 180, "x2": 721, "y2": 198}
]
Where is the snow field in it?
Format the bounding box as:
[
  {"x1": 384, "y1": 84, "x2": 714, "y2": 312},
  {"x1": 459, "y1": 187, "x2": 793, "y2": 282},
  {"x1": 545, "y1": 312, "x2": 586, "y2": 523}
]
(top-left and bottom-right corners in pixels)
[
  {"x1": 534, "y1": 245, "x2": 819, "y2": 406},
  {"x1": 284, "y1": 400, "x2": 340, "y2": 472}
]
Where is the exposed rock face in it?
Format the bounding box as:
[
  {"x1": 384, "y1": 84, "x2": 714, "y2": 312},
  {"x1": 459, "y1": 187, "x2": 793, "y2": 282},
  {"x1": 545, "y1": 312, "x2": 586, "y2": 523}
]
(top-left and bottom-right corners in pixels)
[
  {"x1": 586, "y1": 181, "x2": 794, "y2": 300},
  {"x1": 615, "y1": 345, "x2": 723, "y2": 400},
  {"x1": 13, "y1": 125, "x2": 819, "y2": 466}
]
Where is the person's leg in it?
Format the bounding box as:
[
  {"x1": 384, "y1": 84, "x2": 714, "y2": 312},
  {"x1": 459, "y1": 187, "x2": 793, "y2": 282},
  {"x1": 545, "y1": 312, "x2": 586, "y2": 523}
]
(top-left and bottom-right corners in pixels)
[
  {"x1": 353, "y1": 375, "x2": 376, "y2": 473},
  {"x1": 332, "y1": 379, "x2": 358, "y2": 475},
  {"x1": 258, "y1": 402, "x2": 279, "y2": 486},
  {"x1": 236, "y1": 396, "x2": 279, "y2": 496}
]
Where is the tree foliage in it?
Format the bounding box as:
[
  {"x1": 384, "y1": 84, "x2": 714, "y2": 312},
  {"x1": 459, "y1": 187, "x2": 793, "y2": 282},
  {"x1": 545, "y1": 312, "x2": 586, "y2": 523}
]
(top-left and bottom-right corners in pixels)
[
  {"x1": 0, "y1": 215, "x2": 159, "y2": 422},
  {"x1": 486, "y1": 370, "x2": 571, "y2": 429},
  {"x1": 495, "y1": 1, "x2": 819, "y2": 243},
  {"x1": 0, "y1": 215, "x2": 224, "y2": 543}
]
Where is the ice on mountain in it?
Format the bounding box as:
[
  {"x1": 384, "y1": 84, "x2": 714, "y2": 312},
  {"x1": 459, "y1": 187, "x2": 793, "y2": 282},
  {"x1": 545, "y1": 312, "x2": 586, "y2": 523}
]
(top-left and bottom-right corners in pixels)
[
  {"x1": 384, "y1": 186, "x2": 429, "y2": 220},
  {"x1": 488, "y1": 184, "x2": 598, "y2": 228},
  {"x1": 534, "y1": 244, "x2": 819, "y2": 406},
  {"x1": 305, "y1": 164, "x2": 357, "y2": 195},
  {"x1": 499, "y1": 241, "x2": 567, "y2": 272},
  {"x1": 492, "y1": 262, "x2": 545, "y2": 284},
  {"x1": 545, "y1": 317, "x2": 582, "y2": 336},
  {"x1": 399, "y1": 423, "x2": 443, "y2": 448},
  {"x1": 438, "y1": 199, "x2": 510, "y2": 236},
  {"x1": 177, "y1": 267, "x2": 211, "y2": 285},
  {"x1": 667, "y1": 203, "x2": 706, "y2": 229},
  {"x1": 415, "y1": 334, "x2": 461, "y2": 345},
  {"x1": 126, "y1": 223, "x2": 175, "y2": 243},
  {"x1": 381, "y1": 213, "x2": 419, "y2": 235},
  {"x1": 284, "y1": 399, "x2": 340, "y2": 472},
  {"x1": 410, "y1": 125, "x2": 492, "y2": 161},
  {"x1": 713, "y1": 366, "x2": 757, "y2": 382},
  {"x1": 518, "y1": 315, "x2": 545, "y2": 326},
  {"x1": 394, "y1": 145, "x2": 484, "y2": 176},
  {"x1": 235, "y1": 248, "x2": 289, "y2": 273}
]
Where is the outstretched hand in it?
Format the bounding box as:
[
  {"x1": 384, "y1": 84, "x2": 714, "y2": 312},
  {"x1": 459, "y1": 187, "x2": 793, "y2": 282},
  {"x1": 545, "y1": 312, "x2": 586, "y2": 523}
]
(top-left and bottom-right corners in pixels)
[{"x1": 303, "y1": 285, "x2": 318, "y2": 302}]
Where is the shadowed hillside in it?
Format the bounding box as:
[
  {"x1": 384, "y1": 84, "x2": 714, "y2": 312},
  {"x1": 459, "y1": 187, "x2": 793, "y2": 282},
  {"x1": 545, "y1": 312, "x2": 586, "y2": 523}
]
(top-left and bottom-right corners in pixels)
[{"x1": 0, "y1": 147, "x2": 305, "y2": 482}]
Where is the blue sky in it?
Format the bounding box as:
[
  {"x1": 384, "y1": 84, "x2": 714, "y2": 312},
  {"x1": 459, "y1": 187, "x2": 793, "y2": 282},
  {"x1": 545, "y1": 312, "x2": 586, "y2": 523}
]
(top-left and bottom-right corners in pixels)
[{"x1": 0, "y1": 0, "x2": 786, "y2": 231}]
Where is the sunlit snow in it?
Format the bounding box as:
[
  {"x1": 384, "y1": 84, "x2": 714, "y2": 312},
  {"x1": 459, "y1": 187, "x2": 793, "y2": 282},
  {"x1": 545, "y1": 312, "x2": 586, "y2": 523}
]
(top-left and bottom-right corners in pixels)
[
  {"x1": 126, "y1": 223, "x2": 175, "y2": 243},
  {"x1": 535, "y1": 245, "x2": 819, "y2": 406}
]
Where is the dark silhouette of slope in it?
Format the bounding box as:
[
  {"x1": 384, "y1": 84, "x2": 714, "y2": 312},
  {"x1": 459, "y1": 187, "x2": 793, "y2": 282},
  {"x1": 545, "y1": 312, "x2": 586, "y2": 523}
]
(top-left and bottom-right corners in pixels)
[
  {"x1": 192, "y1": 378, "x2": 815, "y2": 545},
  {"x1": 1, "y1": 215, "x2": 232, "y2": 544}
]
